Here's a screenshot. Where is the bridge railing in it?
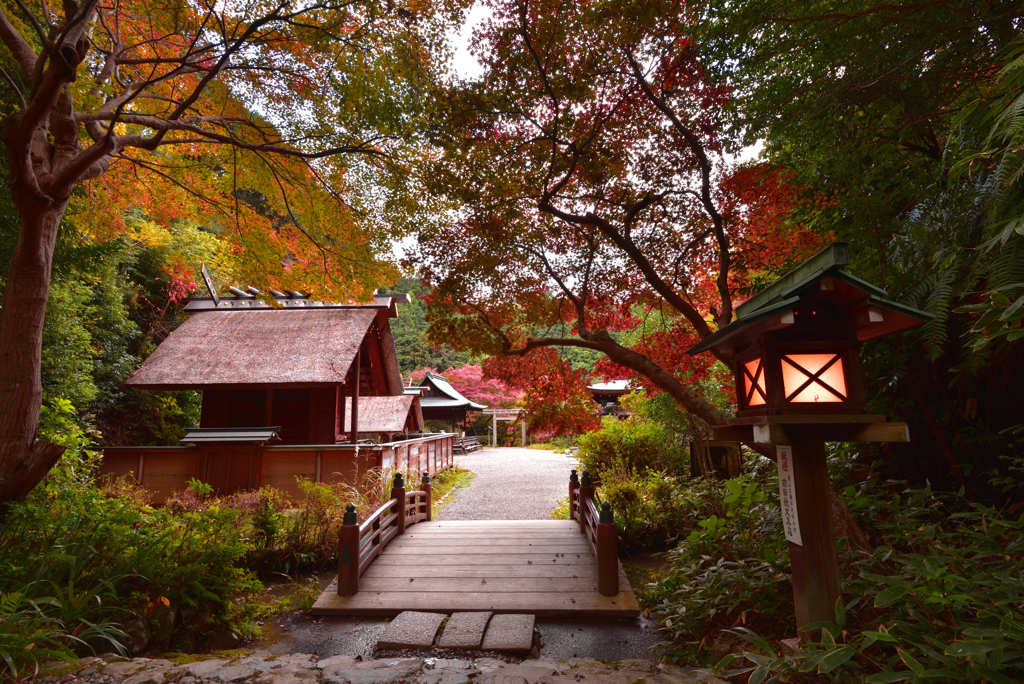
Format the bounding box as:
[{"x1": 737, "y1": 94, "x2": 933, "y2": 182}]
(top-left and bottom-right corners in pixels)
[
  {"x1": 336, "y1": 471, "x2": 432, "y2": 597},
  {"x1": 569, "y1": 469, "x2": 619, "y2": 597}
]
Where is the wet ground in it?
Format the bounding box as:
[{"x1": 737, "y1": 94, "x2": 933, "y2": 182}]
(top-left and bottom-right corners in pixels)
[{"x1": 256, "y1": 600, "x2": 664, "y2": 661}]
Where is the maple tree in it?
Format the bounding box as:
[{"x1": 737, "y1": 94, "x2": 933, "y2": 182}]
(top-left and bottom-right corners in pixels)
[
  {"x1": 0, "y1": 0, "x2": 458, "y2": 503},
  {"x1": 415, "y1": 0, "x2": 825, "y2": 438},
  {"x1": 483, "y1": 350, "x2": 599, "y2": 440},
  {"x1": 412, "y1": 0, "x2": 874, "y2": 540}
]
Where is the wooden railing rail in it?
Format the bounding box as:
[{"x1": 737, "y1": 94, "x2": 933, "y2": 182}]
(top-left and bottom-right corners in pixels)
[
  {"x1": 337, "y1": 471, "x2": 433, "y2": 596},
  {"x1": 568, "y1": 469, "x2": 619, "y2": 597}
]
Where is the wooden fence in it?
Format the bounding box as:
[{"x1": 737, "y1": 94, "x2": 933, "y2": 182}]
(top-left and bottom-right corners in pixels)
[
  {"x1": 336, "y1": 471, "x2": 432, "y2": 596},
  {"x1": 569, "y1": 469, "x2": 619, "y2": 596},
  {"x1": 97, "y1": 434, "x2": 454, "y2": 502}
]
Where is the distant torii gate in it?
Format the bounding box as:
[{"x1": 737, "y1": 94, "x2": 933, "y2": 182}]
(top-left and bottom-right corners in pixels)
[{"x1": 483, "y1": 408, "x2": 526, "y2": 447}]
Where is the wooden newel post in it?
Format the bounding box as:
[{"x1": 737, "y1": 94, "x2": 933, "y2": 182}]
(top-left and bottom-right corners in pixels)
[
  {"x1": 596, "y1": 501, "x2": 619, "y2": 597},
  {"x1": 569, "y1": 469, "x2": 579, "y2": 521},
  {"x1": 577, "y1": 471, "x2": 594, "y2": 534},
  {"x1": 393, "y1": 472, "x2": 406, "y2": 535},
  {"x1": 338, "y1": 503, "x2": 360, "y2": 597},
  {"x1": 782, "y1": 433, "x2": 840, "y2": 640},
  {"x1": 421, "y1": 471, "x2": 432, "y2": 522}
]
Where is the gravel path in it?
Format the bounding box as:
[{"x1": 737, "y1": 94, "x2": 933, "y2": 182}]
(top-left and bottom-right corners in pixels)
[{"x1": 440, "y1": 447, "x2": 578, "y2": 520}]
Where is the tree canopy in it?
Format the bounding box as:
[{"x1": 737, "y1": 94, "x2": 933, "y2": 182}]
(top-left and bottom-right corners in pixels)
[
  {"x1": 0, "y1": 0, "x2": 464, "y2": 502},
  {"x1": 413, "y1": 0, "x2": 824, "y2": 433},
  {"x1": 412, "y1": 0, "x2": 1024, "y2": 492}
]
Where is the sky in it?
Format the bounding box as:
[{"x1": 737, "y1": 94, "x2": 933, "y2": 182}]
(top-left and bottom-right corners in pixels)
[{"x1": 450, "y1": 3, "x2": 491, "y2": 80}]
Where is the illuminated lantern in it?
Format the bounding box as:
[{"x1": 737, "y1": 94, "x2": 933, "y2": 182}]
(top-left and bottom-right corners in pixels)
[{"x1": 688, "y1": 243, "x2": 932, "y2": 640}]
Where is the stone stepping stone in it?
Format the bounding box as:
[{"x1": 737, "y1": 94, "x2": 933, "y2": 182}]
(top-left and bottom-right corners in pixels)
[
  {"x1": 480, "y1": 614, "x2": 535, "y2": 655},
  {"x1": 437, "y1": 612, "x2": 493, "y2": 650},
  {"x1": 378, "y1": 611, "x2": 447, "y2": 650}
]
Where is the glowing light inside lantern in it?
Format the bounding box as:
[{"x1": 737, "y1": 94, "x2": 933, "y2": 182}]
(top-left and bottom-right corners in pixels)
[
  {"x1": 743, "y1": 358, "x2": 767, "y2": 406},
  {"x1": 782, "y1": 354, "x2": 847, "y2": 403}
]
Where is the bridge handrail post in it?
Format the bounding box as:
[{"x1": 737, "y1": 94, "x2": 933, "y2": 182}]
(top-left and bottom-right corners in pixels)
[
  {"x1": 338, "y1": 503, "x2": 360, "y2": 596},
  {"x1": 422, "y1": 471, "x2": 432, "y2": 522},
  {"x1": 596, "y1": 501, "x2": 619, "y2": 596},
  {"x1": 577, "y1": 470, "x2": 594, "y2": 534},
  {"x1": 569, "y1": 469, "x2": 579, "y2": 521},
  {"x1": 394, "y1": 472, "x2": 407, "y2": 535}
]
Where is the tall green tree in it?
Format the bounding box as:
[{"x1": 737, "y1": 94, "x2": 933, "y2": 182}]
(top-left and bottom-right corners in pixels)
[{"x1": 685, "y1": 0, "x2": 1024, "y2": 488}]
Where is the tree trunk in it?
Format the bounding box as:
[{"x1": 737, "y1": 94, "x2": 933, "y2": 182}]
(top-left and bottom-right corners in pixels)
[{"x1": 0, "y1": 193, "x2": 69, "y2": 504}]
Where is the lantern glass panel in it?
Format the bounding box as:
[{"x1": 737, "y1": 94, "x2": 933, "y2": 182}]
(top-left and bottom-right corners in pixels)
[
  {"x1": 742, "y1": 358, "x2": 767, "y2": 406},
  {"x1": 782, "y1": 353, "x2": 847, "y2": 403}
]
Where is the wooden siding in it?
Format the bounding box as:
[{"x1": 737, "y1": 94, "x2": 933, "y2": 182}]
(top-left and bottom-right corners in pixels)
[
  {"x1": 271, "y1": 388, "x2": 312, "y2": 443},
  {"x1": 97, "y1": 435, "x2": 455, "y2": 503}
]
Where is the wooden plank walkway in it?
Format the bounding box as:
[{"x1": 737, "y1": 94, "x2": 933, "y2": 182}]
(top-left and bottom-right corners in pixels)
[{"x1": 312, "y1": 520, "x2": 640, "y2": 617}]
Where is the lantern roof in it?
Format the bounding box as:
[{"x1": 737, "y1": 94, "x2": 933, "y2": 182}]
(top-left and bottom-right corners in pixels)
[{"x1": 687, "y1": 243, "x2": 933, "y2": 355}]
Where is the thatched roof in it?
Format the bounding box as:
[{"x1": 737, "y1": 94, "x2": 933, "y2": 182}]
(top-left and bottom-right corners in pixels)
[
  {"x1": 128, "y1": 309, "x2": 378, "y2": 389},
  {"x1": 343, "y1": 395, "x2": 423, "y2": 433}
]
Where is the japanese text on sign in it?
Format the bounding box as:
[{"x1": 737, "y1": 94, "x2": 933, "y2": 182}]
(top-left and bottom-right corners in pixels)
[{"x1": 776, "y1": 445, "x2": 803, "y2": 546}]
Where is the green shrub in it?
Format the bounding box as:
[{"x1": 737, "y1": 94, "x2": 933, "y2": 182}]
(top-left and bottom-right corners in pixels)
[
  {"x1": 648, "y1": 473, "x2": 789, "y2": 660},
  {"x1": 598, "y1": 465, "x2": 690, "y2": 551},
  {"x1": 0, "y1": 417, "x2": 467, "y2": 669},
  {"x1": 577, "y1": 416, "x2": 685, "y2": 478}
]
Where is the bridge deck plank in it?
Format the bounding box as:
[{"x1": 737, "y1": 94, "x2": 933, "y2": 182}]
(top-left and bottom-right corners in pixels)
[{"x1": 311, "y1": 520, "x2": 639, "y2": 617}]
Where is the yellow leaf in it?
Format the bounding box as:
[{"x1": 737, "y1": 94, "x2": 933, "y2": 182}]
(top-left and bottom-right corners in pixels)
[{"x1": 160, "y1": 596, "x2": 170, "y2": 607}]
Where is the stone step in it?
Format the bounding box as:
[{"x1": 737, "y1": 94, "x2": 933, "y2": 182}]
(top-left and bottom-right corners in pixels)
[
  {"x1": 437, "y1": 612, "x2": 493, "y2": 650},
  {"x1": 377, "y1": 611, "x2": 447, "y2": 650},
  {"x1": 480, "y1": 614, "x2": 536, "y2": 656}
]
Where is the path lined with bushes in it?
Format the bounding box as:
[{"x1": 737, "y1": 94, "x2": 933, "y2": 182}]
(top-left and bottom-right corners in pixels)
[{"x1": 441, "y1": 447, "x2": 576, "y2": 520}]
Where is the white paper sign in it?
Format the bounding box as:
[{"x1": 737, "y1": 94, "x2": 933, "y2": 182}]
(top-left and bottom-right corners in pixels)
[{"x1": 776, "y1": 445, "x2": 803, "y2": 546}]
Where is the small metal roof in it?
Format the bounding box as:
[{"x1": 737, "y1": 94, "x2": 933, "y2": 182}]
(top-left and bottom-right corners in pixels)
[
  {"x1": 181, "y1": 427, "x2": 281, "y2": 444},
  {"x1": 688, "y1": 243, "x2": 933, "y2": 355},
  {"x1": 420, "y1": 397, "x2": 487, "y2": 410},
  {"x1": 421, "y1": 373, "x2": 487, "y2": 410}
]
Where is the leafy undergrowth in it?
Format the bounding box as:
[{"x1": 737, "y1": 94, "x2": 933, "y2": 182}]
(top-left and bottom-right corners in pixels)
[
  {"x1": 0, "y1": 427, "x2": 464, "y2": 680},
  {"x1": 551, "y1": 496, "x2": 571, "y2": 520},
  {"x1": 645, "y1": 476, "x2": 1024, "y2": 683}
]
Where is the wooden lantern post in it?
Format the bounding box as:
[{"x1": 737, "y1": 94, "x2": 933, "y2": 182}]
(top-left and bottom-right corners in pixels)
[{"x1": 687, "y1": 243, "x2": 933, "y2": 641}]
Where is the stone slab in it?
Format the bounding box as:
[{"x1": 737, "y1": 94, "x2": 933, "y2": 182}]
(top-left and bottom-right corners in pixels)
[
  {"x1": 437, "y1": 612, "x2": 493, "y2": 650},
  {"x1": 480, "y1": 614, "x2": 535, "y2": 655},
  {"x1": 321, "y1": 659, "x2": 423, "y2": 684},
  {"x1": 378, "y1": 611, "x2": 447, "y2": 650},
  {"x1": 416, "y1": 671, "x2": 473, "y2": 684}
]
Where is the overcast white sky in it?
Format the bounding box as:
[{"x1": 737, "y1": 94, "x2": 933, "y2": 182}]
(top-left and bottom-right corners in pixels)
[{"x1": 450, "y1": 3, "x2": 490, "y2": 80}]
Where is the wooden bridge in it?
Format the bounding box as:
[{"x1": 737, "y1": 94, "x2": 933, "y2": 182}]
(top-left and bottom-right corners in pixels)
[{"x1": 311, "y1": 471, "x2": 639, "y2": 617}]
